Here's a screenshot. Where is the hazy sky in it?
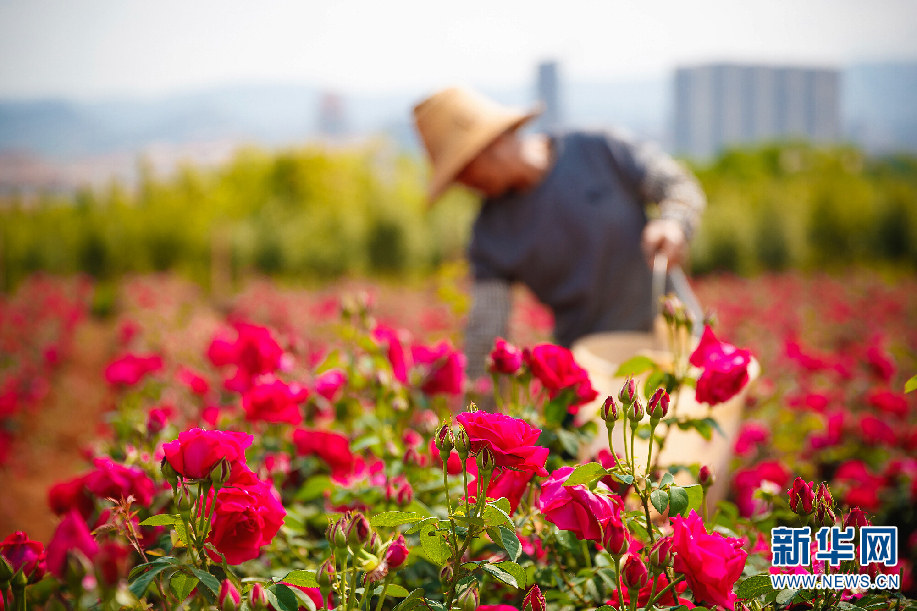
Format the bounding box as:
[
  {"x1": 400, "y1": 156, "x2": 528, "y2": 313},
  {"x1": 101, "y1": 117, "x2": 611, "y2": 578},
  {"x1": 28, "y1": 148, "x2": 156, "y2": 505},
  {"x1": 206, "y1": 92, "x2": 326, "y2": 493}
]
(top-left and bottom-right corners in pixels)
[{"x1": 1, "y1": 0, "x2": 916, "y2": 100}]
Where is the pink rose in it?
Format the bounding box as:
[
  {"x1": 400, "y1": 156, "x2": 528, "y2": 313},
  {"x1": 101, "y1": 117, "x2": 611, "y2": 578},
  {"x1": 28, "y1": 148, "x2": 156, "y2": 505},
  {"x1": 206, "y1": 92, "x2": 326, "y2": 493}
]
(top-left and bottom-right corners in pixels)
[
  {"x1": 314, "y1": 369, "x2": 347, "y2": 403},
  {"x1": 411, "y1": 340, "x2": 465, "y2": 396},
  {"x1": 242, "y1": 377, "x2": 308, "y2": 425},
  {"x1": 372, "y1": 325, "x2": 412, "y2": 384},
  {"x1": 690, "y1": 326, "x2": 752, "y2": 405},
  {"x1": 206, "y1": 473, "x2": 286, "y2": 565},
  {"x1": 732, "y1": 460, "x2": 791, "y2": 517},
  {"x1": 162, "y1": 428, "x2": 253, "y2": 480},
  {"x1": 456, "y1": 411, "x2": 548, "y2": 477},
  {"x1": 146, "y1": 405, "x2": 173, "y2": 435},
  {"x1": 733, "y1": 421, "x2": 770, "y2": 456},
  {"x1": 177, "y1": 366, "x2": 210, "y2": 396},
  {"x1": 0, "y1": 532, "x2": 46, "y2": 583},
  {"x1": 83, "y1": 457, "x2": 156, "y2": 506},
  {"x1": 293, "y1": 428, "x2": 356, "y2": 483},
  {"x1": 866, "y1": 389, "x2": 909, "y2": 418},
  {"x1": 524, "y1": 344, "x2": 598, "y2": 407},
  {"x1": 859, "y1": 415, "x2": 897, "y2": 446},
  {"x1": 104, "y1": 352, "x2": 162, "y2": 387},
  {"x1": 47, "y1": 509, "x2": 99, "y2": 578},
  {"x1": 672, "y1": 510, "x2": 746, "y2": 609},
  {"x1": 538, "y1": 466, "x2": 623, "y2": 542},
  {"x1": 488, "y1": 337, "x2": 523, "y2": 375},
  {"x1": 207, "y1": 322, "x2": 284, "y2": 392}
]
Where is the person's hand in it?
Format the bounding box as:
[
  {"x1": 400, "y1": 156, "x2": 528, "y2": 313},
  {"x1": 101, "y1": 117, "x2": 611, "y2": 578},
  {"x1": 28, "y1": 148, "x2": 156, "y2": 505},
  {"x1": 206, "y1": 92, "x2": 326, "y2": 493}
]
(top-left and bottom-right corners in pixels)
[{"x1": 641, "y1": 219, "x2": 687, "y2": 269}]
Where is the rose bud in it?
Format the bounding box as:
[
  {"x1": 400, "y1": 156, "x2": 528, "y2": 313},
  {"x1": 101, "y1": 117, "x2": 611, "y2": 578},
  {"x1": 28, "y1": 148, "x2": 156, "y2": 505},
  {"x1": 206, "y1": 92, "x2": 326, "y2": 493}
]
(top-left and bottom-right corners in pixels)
[
  {"x1": 435, "y1": 422, "x2": 454, "y2": 461},
  {"x1": 328, "y1": 517, "x2": 348, "y2": 550},
  {"x1": 662, "y1": 295, "x2": 685, "y2": 326},
  {"x1": 647, "y1": 388, "x2": 670, "y2": 420},
  {"x1": 618, "y1": 377, "x2": 637, "y2": 405},
  {"x1": 146, "y1": 408, "x2": 170, "y2": 436},
  {"x1": 368, "y1": 532, "x2": 384, "y2": 556},
  {"x1": 602, "y1": 518, "x2": 629, "y2": 557},
  {"x1": 396, "y1": 481, "x2": 414, "y2": 507},
  {"x1": 649, "y1": 536, "x2": 674, "y2": 571},
  {"x1": 488, "y1": 337, "x2": 523, "y2": 375},
  {"x1": 817, "y1": 504, "x2": 837, "y2": 528},
  {"x1": 621, "y1": 555, "x2": 650, "y2": 591},
  {"x1": 403, "y1": 447, "x2": 423, "y2": 467},
  {"x1": 844, "y1": 507, "x2": 870, "y2": 530},
  {"x1": 698, "y1": 465, "x2": 715, "y2": 489},
  {"x1": 385, "y1": 534, "x2": 410, "y2": 570},
  {"x1": 815, "y1": 482, "x2": 833, "y2": 509},
  {"x1": 453, "y1": 425, "x2": 471, "y2": 460},
  {"x1": 476, "y1": 447, "x2": 495, "y2": 477},
  {"x1": 209, "y1": 457, "x2": 232, "y2": 487},
  {"x1": 317, "y1": 558, "x2": 335, "y2": 587},
  {"x1": 249, "y1": 583, "x2": 269, "y2": 610},
  {"x1": 439, "y1": 564, "x2": 453, "y2": 585},
  {"x1": 219, "y1": 579, "x2": 242, "y2": 611},
  {"x1": 175, "y1": 485, "x2": 195, "y2": 512},
  {"x1": 628, "y1": 399, "x2": 645, "y2": 423},
  {"x1": 523, "y1": 584, "x2": 546, "y2": 611},
  {"x1": 0, "y1": 532, "x2": 46, "y2": 584},
  {"x1": 601, "y1": 396, "x2": 619, "y2": 424},
  {"x1": 788, "y1": 477, "x2": 815, "y2": 516},
  {"x1": 457, "y1": 586, "x2": 479, "y2": 611},
  {"x1": 346, "y1": 513, "x2": 372, "y2": 548}
]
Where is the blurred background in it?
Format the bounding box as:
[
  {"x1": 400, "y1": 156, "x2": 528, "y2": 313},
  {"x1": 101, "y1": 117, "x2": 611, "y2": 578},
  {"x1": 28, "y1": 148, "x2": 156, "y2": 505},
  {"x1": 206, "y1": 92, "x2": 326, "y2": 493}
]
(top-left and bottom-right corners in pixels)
[{"x1": 1, "y1": 0, "x2": 916, "y2": 286}]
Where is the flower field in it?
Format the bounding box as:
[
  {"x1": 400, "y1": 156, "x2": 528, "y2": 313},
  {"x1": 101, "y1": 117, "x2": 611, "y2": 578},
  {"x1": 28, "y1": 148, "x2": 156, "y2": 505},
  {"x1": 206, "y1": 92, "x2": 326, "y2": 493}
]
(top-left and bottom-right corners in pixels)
[{"x1": 0, "y1": 269, "x2": 915, "y2": 610}]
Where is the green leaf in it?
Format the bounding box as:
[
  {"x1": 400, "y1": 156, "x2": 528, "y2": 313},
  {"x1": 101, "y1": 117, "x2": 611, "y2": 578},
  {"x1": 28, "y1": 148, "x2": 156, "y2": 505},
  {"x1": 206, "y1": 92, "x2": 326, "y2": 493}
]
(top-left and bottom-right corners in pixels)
[
  {"x1": 383, "y1": 584, "x2": 411, "y2": 598},
  {"x1": 906, "y1": 374, "x2": 917, "y2": 393},
  {"x1": 650, "y1": 489, "x2": 669, "y2": 514},
  {"x1": 594, "y1": 606, "x2": 617, "y2": 611},
  {"x1": 543, "y1": 395, "x2": 569, "y2": 426},
  {"x1": 288, "y1": 586, "x2": 318, "y2": 611},
  {"x1": 189, "y1": 567, "x2": 221, "y2": 596},
  {"x1": 174, "y1": 521, "x2": 190, "y2": 546},
  {"x1": 736, "y1": 574, "x2": 776, "y2": 600},
  {"x1": 497, "y1": 526, "x2": 521, "y2": 562},
  {"x1": 391, "y1": 588, "x2": 426, "y2": 611},
  {"x1": 701, "y1": 417, "x2": 726, "y2": 439},
  {"x1": 281, "y1": 570, "x2": 319, "y2": 588},
  {"x1": 139, "y1": 514, "x2": 181, "y2": 527},
  {"x1": 555, "y1": 429, "x2": 580, "y2": 455},
  {"x1": 404, "y1": 517, "x2": 437, "y2": 535},
  {"x1": 482, "y1": 505, "x2": 512, "y2": 528},
  {"x1": 482, "y1": 560, "x2": 526, "y2": 589},
  {"x1": 128, "y1": 557, "x2": 178, "y2": 580},
  {"x1": 563, "y1": 462, "x2": 609, "y2": 487},
  {"x1": 614, "y1": 355, "x2": 656, "y2": 377},
  {"x1": 129, "y1": 563, "x2": 171, "y2": 598},
  {"x1": 352, "y1": 435, "x2": 381, "y2": 452},
  {"x1": 419, "y1": 522, "x2": 451, "y2": 567},
  {"x1": 170, "y1": 572, "x2": 198, "y2": 602},
  {"x1": 683, "y1": 484, "x2": 704, "y2": 514},
  {"x1": 775, "y1": 589, "x2": 797, "y2": 605},
  {"x1": 294, "y1": 475, "x2": 333, "y2": 501},
  {"x1": 668, "y1": 486, "x2": 689, "y2": 516},
  {"x1": 491, "y1": 497, "x2": 512, "y2": 515},
  {"x1": 266, "y1": 584, "x2": 299, "y2": 611},
  {"x1": 660, "y1": 472, "x2": 675, "y2": 487},
  {"x1": 370, "y1": 511, "x2": 424, "y2": 527},
  {"x1": 453, "y1": 515, "x2": 486, "y2": 527},
  {"x1": 611, "y1": 472, "x2": 634, "y2": 485}
]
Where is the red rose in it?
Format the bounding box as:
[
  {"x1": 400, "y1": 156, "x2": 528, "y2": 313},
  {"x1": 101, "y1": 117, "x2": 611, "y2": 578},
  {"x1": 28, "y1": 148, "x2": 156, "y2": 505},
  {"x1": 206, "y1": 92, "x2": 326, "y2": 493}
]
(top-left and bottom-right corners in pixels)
[
  {"x1": 314, "y1": 369, "x2": 347, "y2": 403},
  {"x1": 456, "y1": 411, "x2": 548, "y2": 477},
  {"x1": 524, "y1": 344, "x2": 598, "y2": 407},
  {"x1": 411, "y1": 340, "x2": 466, "y2": 396},
  {"x1": 733, "y1": 421, "x2": 770, "y2": 456},
  {"x1": 177, "y1": 366, "x2": 210, "y2": 396},
  {"x1": 385, "y1": 534, "x2": 410, "y2": 569},
  {"x1": 866, "y1": 389, "x2": 909, "y2": 418},
  {"x1": 48, "y1": 476, "x2": 94, "y2": 519},
  {"x1": 242, "y1": 377, "x2": 308, "y2": 425},
  {"x1": 538, "y1": 466, "x2": 623, "y2": 542},
  {"x1": 672, "y1": 510, "x2": 746, "y2": 609},
  {"x1": 0, "y1": 532, "x2": 46, "y2": 583},
  {"x1": 162, "y1": 428, "x2": 253, "y2": 480},
  {"x1": 690, "y1": 326, "x2": 752, "y2": 405},
  {"x1": 371, "y1": 325, "x2": 412, "y2": 384},
  {"x1": 488, "y1": 337, "x2": 523, "y2": 375},
  {"x1": 293, "y1": 428, "x2": 357, "y2": 483},
  {"x1": 47, "y1": 509, "x2": 99, "y2": 579},
  {"x1": 467, "y1": 463, "x2": 533, "y2": 514},
  {"x1": 207, "y1": 322, "x2": 284, "y2": 392},
  {"x1": 206, "y1": 473, "x2": 285, "y2": 565},
  {"x1": 732, "y1": 460, "x2": 791, "y2": 517},
  {"x1": 146, "y1": 405, "x2": 173, "y2": 435},
  {"x1": 104, "y1": 352, "x2": 162, "y2": 387},
  {"x1": 83, "y1": 457, "x2": 156, "y2": 506},
  {"x1": 859, "y1": 415, "x2": 897, "y2": 446}
]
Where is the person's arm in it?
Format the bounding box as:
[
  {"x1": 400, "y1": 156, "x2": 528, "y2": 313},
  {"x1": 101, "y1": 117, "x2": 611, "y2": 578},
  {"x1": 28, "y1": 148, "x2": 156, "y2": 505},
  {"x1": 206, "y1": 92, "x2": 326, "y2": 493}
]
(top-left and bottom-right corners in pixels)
[
  {"x1": 463, "y1": 278, "x2": 511, "y2": 383},
  {"x1": 604, "y1": 131, "x2": 707, "y2": 266}
]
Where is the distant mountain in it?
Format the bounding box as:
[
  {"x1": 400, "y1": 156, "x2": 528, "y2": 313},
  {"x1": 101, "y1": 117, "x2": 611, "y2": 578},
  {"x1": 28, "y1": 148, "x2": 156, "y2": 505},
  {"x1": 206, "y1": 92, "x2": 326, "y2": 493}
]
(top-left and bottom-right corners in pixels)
[{"x1": 0, "y1": 62, "x2": 914, "y2": 165}]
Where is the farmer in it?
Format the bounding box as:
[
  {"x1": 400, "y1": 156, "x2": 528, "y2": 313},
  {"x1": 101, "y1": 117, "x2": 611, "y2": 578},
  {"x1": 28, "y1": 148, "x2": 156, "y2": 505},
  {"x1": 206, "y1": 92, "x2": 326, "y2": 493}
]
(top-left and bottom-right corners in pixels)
[{"x1": 412, "y1": 86, "x2": 706, "y2": 382}]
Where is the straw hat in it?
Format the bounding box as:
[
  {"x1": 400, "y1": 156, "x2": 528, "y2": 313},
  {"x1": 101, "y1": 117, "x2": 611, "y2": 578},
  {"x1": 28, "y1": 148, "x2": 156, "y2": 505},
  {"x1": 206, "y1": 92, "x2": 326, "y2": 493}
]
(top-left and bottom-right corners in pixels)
[{"x1": 413, "y1": 86, "x2": 542, "y2": 202}]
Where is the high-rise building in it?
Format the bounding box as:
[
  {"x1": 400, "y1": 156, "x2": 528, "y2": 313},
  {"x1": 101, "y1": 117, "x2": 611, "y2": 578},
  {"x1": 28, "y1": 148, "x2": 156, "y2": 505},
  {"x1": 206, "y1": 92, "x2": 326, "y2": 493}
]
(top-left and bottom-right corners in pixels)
[
  {"x1": 674, "y1": 63, "x2": 840, "y2": 158},
  {"x1": 536, "y1": 61, "x2": 562, "y2": 132}
]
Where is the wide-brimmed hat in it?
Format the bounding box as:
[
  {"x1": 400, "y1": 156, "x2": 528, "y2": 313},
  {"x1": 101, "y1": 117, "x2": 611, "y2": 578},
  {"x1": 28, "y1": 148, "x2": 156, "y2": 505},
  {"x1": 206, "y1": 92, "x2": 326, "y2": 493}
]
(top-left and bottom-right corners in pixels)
[{"x1": 412, "y1": 86, "x2": 542, "y2": 203}]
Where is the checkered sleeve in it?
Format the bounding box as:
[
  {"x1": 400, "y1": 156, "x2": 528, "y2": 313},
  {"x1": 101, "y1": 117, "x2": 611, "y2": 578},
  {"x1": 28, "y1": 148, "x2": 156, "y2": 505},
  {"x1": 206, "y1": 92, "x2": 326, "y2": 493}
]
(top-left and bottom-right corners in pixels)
[{"x1": 464, "y1": 278, "x2": 511, "y2": 382}]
